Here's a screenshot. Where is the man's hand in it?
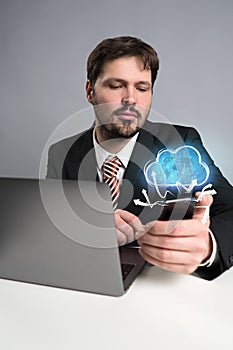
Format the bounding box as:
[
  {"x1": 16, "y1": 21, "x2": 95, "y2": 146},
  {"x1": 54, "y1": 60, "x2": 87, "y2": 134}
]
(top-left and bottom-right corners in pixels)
[
  {"x1": 114, "y1": 209, "x2": 146, "y2": 246},
  {"x1": 137, "y1": 194, "x2": 214, "y2": 274}
]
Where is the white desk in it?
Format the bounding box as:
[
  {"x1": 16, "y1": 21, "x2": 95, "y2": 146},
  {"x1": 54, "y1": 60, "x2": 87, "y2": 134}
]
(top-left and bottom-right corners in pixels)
[{"x1": 0, "y1": 266, "x2": 232, "y2": 350}]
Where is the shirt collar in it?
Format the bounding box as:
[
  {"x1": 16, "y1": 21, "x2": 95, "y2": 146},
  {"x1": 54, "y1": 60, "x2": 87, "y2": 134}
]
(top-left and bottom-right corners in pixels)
[{"x1": 93, "y1": 128, "x2": 139, "y2": 170}]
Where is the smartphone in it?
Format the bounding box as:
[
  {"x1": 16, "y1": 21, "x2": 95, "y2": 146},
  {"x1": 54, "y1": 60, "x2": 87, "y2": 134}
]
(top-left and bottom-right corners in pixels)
[{"x1": 158, "y1": 197, "x2": 197, "y2": 221}]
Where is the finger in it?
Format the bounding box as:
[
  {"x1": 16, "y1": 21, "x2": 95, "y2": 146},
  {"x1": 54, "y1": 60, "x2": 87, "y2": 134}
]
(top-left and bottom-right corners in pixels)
[
  {"x1": 139, "y1": 218, "x2": 207, "y2": 241},
  {"x1": 193, "y1": 193, "x2": 213, "y2": 224},
  {"x1": 139, "y1": 248, "x2": 197, "y2": 274},
  {"x1": 115, "y1": 209, "x2": 146, "y2": 238},
  {"x1": 140, "y1": 244, "x2": 201, "y2": 265},
  {"x1": 116, "y1": 229, "x2": 127, "y2": 246},
  {"x1": 114, "y1": 213, "x2": 134, "y2": 243},
  {"x1": 142, "y1": 219, "x2": 185, "y2": 237},
  {"x1": 138, "y1": 234, "x2": 196, "y2": 251}
]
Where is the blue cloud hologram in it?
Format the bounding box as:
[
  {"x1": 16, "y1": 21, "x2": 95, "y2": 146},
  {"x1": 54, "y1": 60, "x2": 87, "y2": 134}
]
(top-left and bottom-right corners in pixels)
[{"x1": 144, "y1": 146, "x2": 210, "y2": 187}]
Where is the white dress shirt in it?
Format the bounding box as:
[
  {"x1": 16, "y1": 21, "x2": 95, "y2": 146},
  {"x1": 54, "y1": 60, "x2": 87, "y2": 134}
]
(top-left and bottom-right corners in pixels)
[{"x1": 93, "y1": 129, "x2": 139, "y2": 184}]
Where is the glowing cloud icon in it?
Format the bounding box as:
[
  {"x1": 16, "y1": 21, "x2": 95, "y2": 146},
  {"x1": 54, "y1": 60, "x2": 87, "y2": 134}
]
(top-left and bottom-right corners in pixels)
[{"x1": 144, "y1": 145, "x2": 210, "y2": 189}]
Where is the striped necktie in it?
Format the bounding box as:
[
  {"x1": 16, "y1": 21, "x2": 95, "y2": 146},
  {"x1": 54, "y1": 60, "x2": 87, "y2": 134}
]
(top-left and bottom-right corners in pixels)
[{"x1": 102, "y1": 156, "x2": 122, "y2": 210}]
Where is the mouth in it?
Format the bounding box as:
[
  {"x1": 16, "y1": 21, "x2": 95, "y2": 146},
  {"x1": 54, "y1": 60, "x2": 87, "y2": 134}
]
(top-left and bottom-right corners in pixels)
[
  {"x1": 113, "y1": 107, "x2": 141, "y2": 123},
  {"x1": 115, "y1": 112, "x2": 138, "y2": 122}
]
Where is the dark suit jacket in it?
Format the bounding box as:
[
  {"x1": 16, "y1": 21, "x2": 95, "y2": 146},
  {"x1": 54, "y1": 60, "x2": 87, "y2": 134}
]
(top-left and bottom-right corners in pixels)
[{"x1": 47, "y1": 121, "x2": 233, "y2": 280}]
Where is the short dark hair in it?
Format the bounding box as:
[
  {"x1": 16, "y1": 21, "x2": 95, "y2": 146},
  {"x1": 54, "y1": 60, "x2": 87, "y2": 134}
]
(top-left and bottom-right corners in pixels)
[{"x1": 87, "y1": 36, "x2": 159, "y2": 88}]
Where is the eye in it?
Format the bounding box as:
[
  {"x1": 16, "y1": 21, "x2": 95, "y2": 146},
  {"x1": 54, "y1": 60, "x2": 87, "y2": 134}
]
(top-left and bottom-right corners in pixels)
[
  {"x1": 109, "y1": 84, "x2": 122, "y2": 89},
  {"x1": 137, "y1": 86, "x2": 149, "y2": 92}
]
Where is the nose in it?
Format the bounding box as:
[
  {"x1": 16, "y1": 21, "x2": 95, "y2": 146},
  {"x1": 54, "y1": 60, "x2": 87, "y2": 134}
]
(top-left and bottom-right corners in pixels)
[{"x1": 121, "y1": 86, "x2": 136, "y2": 105}]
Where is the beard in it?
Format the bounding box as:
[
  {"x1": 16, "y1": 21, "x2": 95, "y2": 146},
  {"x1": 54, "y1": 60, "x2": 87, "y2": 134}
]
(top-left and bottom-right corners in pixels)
[
  {"x1": 96, "y1": 120, "x2": 140, "y2": 140},
  {"x1": 94, "y1": 103, "x2": 149, "y2": 140}
]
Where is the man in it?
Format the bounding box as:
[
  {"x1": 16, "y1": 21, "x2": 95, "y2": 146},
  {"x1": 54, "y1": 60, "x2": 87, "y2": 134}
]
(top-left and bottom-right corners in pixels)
[{"x1": 47, "y1": 36, "x2": 233, "y2": 280}]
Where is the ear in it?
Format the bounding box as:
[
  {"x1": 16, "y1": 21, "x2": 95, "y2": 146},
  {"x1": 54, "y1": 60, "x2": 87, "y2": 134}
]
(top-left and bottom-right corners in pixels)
[{"x1": 86, "y1": 80, "x2": 93, "y2": 104}]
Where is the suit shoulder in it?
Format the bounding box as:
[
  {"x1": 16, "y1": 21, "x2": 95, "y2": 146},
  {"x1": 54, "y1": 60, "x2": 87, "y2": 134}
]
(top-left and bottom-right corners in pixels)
[
  {"x1": 49, "y1": 127, "x2": 93, "y2": 153},
  {"x1": 146, "y1": 120, "x2": 198, "y2": 135},
  {"x1": 144, "y1": 121, "x2": 200, "y2": 145},
  {"x1": 46, "y1": 127, "x2": 93, "y2": 179}
]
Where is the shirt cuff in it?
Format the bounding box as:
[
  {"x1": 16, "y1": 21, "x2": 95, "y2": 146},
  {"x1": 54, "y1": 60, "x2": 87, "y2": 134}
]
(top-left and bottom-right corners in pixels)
[{"x1": 199, "y1": 229, "x2": 217, "y2": 268}]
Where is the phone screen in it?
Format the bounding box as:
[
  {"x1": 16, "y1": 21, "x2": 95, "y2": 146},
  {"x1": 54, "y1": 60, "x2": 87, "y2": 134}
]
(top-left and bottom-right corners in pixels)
[{"x1": 158, "y1": 197, "x2": 197, "y2": 221}]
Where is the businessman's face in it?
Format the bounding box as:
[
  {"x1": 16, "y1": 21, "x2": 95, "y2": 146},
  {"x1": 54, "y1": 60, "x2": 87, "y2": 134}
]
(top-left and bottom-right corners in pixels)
[{"x1": 86, "y1": 56, "x2": 152, "y2": 142}]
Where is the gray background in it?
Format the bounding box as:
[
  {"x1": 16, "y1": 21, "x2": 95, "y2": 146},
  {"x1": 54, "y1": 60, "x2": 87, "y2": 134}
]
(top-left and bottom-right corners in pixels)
[{"x1": 1, "y1": 0, "x2": 233, "y2": 182}]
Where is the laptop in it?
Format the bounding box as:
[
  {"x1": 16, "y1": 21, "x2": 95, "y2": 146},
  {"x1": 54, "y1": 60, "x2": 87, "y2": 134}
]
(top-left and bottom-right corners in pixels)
[{"x1": 0, "y1": 178, "x2": 146, "y2": 297}]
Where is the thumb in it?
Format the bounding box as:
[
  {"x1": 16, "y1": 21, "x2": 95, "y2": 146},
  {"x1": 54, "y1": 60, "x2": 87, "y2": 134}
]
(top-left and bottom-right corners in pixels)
[{"x1": 193, "y1": 192, "x2": 213, "y2": 225}]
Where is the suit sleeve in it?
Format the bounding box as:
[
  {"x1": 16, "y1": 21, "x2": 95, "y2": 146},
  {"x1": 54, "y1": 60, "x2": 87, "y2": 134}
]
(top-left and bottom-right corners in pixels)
[{"x1": 184, "y1": 127, "x2": 233, "y2": 280}]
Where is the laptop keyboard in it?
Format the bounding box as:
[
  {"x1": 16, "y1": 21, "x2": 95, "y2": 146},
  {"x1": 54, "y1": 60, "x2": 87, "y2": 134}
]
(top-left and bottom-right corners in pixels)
[{"x1": 121, "y1": 263, "x2": 136, "y2": 281}]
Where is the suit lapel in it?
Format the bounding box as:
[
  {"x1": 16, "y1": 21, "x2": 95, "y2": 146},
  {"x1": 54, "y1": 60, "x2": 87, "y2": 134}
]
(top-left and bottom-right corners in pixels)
[
  {"x1": 118, "y1": 124, "x2": 163, "y2": 209},
  {"x1": 63, "y1": 127, "x2": 98, "y2": 181}
]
